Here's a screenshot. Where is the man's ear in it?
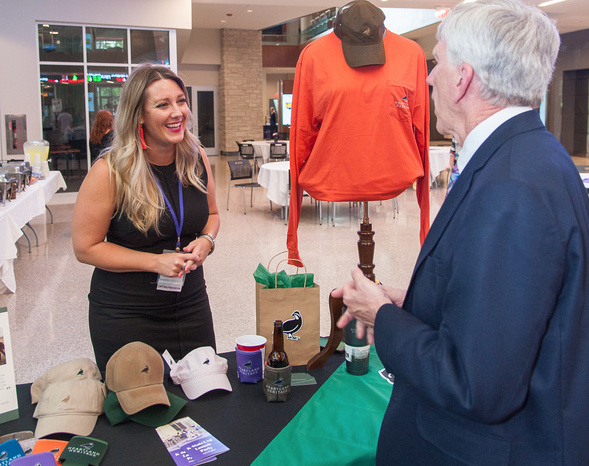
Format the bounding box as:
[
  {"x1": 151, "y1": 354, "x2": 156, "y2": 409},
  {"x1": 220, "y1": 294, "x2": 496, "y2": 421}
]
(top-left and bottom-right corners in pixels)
[{"x1": 454, "y1": 63, "x2": 475, "y2": 104}]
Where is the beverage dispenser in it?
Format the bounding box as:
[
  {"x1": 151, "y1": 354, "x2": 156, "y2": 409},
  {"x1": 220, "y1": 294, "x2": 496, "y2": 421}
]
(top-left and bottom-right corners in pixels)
[{"x1": 23, "y1": 140, "x2": 50, "y2": 180}]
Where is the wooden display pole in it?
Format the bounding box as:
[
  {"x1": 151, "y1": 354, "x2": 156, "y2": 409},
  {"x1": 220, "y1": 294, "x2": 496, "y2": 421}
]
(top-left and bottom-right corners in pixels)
[{"x1": 307, "y1": 202, "x2": 375, "y2": 370}]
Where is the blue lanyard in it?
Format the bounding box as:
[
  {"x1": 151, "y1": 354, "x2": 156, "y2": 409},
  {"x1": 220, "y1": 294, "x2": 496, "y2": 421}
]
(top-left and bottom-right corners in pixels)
[{"x1": 155, "y1": 177, "x2": 184, "y2": 252}]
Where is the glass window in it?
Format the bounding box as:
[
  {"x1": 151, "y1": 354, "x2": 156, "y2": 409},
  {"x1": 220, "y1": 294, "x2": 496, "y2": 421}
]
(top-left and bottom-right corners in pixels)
[
  {"x1": 131, "y1": 29, "x2": 170, "y2": 65},
  {"x1": 38, "y1": 24, "x2": 83, "y2": 62},
  {"x1": 40, "y1": 65, "x2": 87, "y2": 177},
  {"x1": 86, "y1": 27, "x2": 128, "y2": 63},
  {"x1": 38, "y1": 23, "x2": 174, "y2": 190},
  {"x1": 87, "y1": 66, "x2": 128, "y2": 129}
]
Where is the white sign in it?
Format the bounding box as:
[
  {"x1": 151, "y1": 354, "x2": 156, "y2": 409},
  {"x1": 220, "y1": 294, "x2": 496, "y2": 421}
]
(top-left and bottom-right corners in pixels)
[{"x1": 0, "y1": 307, "x2": 18, "y2": 424}]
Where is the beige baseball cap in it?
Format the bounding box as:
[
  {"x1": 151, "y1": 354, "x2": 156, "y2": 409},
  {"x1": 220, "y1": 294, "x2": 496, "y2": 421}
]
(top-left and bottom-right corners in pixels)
[
  {"x1": 33, "y1": 378, "x2": 106, "y2": 439},
  {"x1": 105, "y1": 341, "x2": 170, "y2": 415},
  {"x1": 31, "y1": 358, "x2": 102, "y2": 404}
]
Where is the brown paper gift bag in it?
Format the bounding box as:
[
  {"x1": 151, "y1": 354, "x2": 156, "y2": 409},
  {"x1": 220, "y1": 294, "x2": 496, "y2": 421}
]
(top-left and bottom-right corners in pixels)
[{"x1": 255, "y1": 257, "x2": 320, "y2": 367}]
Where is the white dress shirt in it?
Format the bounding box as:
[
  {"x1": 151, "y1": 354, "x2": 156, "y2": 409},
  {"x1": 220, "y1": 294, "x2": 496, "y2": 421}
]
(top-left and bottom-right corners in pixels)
[{"x1": 457, "y1": 106, "x2": 533, "y2": 174}]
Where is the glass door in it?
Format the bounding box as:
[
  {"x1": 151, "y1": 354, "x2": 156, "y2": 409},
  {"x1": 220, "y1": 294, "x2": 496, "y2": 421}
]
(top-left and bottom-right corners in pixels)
[{"x1": 190, "y1": 86, "x2": 217, "y2": 156}]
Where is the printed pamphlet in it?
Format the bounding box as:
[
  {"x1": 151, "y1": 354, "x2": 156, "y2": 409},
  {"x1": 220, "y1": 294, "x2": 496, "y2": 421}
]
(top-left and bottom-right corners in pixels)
[{"x1": 156, "y1": 416, "x2": 229, "y2": 465}]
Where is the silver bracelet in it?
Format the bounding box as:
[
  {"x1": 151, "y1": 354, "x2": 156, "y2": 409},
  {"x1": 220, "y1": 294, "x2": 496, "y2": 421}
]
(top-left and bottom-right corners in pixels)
[{"x1": 198, "y1": 233, "x2": 215, "y2": 255}]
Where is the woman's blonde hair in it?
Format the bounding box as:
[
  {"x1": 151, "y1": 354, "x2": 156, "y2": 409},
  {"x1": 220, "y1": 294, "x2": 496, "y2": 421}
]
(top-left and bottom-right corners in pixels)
[{"x1": 104, "y1": 64, "x2": 206, "y2": 234}]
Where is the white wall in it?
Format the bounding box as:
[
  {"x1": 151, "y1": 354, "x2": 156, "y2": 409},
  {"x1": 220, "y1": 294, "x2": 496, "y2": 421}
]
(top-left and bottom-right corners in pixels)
[
  {"x1": 179, "y1": 28, "x2": 222, "y2": 89},
  {"x1": 181, "y1": 28, "x2": 221, "y2": 65},
  {"x1": 0, "y1": 0, "x2": 191, "y2": 159}
]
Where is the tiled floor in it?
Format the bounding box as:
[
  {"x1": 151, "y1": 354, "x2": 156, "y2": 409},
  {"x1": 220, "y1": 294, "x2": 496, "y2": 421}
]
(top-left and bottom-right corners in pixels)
[{"x1": 2, "y1": 153, "x2": 586, "y2": 384}]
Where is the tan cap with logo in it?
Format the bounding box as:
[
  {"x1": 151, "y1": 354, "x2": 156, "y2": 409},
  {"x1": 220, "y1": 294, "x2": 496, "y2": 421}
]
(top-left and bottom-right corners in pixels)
[
  {"x1": 105, "y1": 341, "x2": 170, "y2": 415},
  {"x1": 33, "y1": 378, "x2": 106, "y2": 438}
]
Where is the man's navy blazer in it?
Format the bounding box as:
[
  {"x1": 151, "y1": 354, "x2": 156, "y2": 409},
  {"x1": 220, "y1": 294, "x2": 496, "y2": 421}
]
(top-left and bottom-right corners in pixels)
[{"x1": 374, "y1": 110, "x2": 589, "y2": 465}]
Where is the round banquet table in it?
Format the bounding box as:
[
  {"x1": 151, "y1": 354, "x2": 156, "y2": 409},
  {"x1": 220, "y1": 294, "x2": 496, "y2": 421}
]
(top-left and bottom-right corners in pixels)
[
  {"x1": 257, "y1": 161, "x2": 290, "y2": 206},
  {"x1": 429, "y1": 146, "x2": 451, "y2": 186}
]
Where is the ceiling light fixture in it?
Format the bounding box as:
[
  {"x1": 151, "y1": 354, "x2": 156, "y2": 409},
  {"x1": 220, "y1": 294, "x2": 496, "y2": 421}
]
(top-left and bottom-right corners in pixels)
[
  {"x1": 435, "y1": 7, "x2": 451, "y2": 19},
  {"x1": 539, "y1": 0, "x2": 567, "y2": 6}
]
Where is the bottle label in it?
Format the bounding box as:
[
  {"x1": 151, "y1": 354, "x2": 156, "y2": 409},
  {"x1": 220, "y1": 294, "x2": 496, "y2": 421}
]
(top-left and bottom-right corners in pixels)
[{"x1": 344, "y1": 344, "x2": 370, "y2": 362}]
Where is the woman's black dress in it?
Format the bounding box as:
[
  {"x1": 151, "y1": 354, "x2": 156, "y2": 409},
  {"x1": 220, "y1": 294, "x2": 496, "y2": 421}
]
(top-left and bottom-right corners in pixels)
[{"x1": 88, "y1": 161, "x2": 216, "y2": 370}]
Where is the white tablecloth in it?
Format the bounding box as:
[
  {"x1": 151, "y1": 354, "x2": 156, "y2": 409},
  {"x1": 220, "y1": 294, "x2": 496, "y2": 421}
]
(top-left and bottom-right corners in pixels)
[
  {"x1": 0, "y1": 171, "x2": 67, "y2": 293},
  {"x1": 581, "y1": 173, "x2": 589, "y2": 192},
  {"x1": 429, "y1": 146, "x2": 451, "y2": 185},
  {"x1": 250, "y1": 141, "x2": 290, "y2": 165},
  {"x1": 258, "y1": 161, "x2": 290, "y2": 206}
]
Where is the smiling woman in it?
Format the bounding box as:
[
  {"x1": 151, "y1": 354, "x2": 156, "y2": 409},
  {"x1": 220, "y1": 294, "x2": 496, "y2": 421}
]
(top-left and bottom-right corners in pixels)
[
  {"x1": 141, "y1": 79, "x2": 190, "y2": 164},
  {"x1": 71, "y1": 63, "x2": 221, "y2": 372}
]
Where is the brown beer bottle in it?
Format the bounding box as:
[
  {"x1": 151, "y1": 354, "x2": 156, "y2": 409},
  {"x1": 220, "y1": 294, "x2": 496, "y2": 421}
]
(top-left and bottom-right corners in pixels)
[{"x1": 267, "y1": 320, "x2": 289, "y2": 368}]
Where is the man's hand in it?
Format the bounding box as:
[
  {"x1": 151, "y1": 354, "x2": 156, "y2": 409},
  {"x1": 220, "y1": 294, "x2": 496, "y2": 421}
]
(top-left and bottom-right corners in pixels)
[{"x1": 333, "y1": 268, "x2": 404, "y2": 344}]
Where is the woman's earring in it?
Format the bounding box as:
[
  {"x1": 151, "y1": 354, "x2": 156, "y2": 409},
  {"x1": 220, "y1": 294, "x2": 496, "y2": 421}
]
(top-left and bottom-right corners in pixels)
[{"x1": 140, "y1": 123, "x2": 147, "y2": 150}]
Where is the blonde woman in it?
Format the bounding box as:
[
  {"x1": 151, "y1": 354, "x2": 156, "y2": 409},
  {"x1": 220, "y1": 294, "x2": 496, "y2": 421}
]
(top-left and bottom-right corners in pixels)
[{"x1": 73, "y1": 64, "x2": 219, "y2": 371}]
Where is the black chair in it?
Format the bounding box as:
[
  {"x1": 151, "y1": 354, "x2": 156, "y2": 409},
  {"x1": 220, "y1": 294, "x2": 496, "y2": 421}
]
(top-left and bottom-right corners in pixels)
[
  {"x1": 237, "y1": 142, "x2": 258, "y2": 175},
  {"x1": 269, "y1": 142, "x2": 288, "y2": 161},
  {"x1": 227, "y1": 159, "x2": 261, "y2": 214}
]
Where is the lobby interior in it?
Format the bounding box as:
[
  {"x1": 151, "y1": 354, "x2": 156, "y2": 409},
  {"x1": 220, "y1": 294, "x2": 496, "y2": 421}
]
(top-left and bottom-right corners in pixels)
[{"x1": 1, "y1": 0, "x2": 589, "y2": 386}]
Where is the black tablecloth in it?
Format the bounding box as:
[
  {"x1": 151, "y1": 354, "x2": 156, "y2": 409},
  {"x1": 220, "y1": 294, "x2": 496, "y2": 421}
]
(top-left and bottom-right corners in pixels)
[{"x1": 0, "y1": 351, "x2": 344, "y2": 465}]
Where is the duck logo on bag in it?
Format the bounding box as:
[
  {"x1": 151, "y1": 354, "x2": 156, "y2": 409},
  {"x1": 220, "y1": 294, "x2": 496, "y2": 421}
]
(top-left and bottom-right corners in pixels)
[{"x1": 283, "y1": 311, "x2": 303, "y2": 341}]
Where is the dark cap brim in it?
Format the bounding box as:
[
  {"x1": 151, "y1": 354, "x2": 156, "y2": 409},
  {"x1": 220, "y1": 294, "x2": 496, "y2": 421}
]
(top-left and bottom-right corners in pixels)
[
  {"x1": 104, "y1": 390, "x2": 187, "y2": 428},
  {"x1": 342, "y1": 41, "x2": 386, "y2": 68}
]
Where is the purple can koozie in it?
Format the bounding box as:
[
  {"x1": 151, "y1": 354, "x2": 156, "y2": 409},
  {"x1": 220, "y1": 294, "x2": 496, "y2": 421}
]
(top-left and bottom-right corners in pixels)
[{"x1": 235, "y1": 348, "x2": 263, "y2": 383}]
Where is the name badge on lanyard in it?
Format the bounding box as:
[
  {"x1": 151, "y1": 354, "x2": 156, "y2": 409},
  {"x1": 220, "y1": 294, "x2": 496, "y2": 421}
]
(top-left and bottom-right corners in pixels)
[
  {"x1": 157, "y1": 249, "x2": 186, "y2": 292},
  {"x1": 155, "y1": 176, "x2": 185, "y2": 293}
]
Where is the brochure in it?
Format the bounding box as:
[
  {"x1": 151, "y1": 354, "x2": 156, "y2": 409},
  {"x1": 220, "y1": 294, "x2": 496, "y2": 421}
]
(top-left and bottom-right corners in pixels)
[
  {"x1": 156, "y1": 416, "x2": 229, "y2": 466},
  {"x1": 0, "y1": 307, "x2": 18, "y2": 424}
]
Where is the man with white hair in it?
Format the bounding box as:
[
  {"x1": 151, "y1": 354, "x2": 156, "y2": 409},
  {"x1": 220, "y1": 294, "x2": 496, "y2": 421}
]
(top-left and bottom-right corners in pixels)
[{"x1": 334, "y1": 0, "x2": 589, "y2": 464}]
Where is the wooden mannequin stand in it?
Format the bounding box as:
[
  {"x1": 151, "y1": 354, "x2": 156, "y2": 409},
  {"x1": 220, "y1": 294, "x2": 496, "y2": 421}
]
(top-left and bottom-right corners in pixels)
[{"x1": 307, "y1": 202, "x2": 375, "y2": 370}]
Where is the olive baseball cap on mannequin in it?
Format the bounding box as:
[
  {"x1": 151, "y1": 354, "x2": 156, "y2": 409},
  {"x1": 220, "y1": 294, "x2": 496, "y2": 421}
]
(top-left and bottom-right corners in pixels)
[{"x1": 334, "y1": 0, "x2": 386, "y2": 68}]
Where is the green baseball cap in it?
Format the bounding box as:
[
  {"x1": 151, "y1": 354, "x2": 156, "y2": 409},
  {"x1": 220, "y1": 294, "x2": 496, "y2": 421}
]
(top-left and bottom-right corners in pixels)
[{"x1": 103, "y1": 390, "x2": 186, "y2": 427}]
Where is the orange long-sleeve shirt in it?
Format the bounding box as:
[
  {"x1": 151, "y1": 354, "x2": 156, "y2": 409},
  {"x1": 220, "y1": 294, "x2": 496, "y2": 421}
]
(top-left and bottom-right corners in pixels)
[{"x1": 287, "y1": 30, "x2": 430, "y2": 264}]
